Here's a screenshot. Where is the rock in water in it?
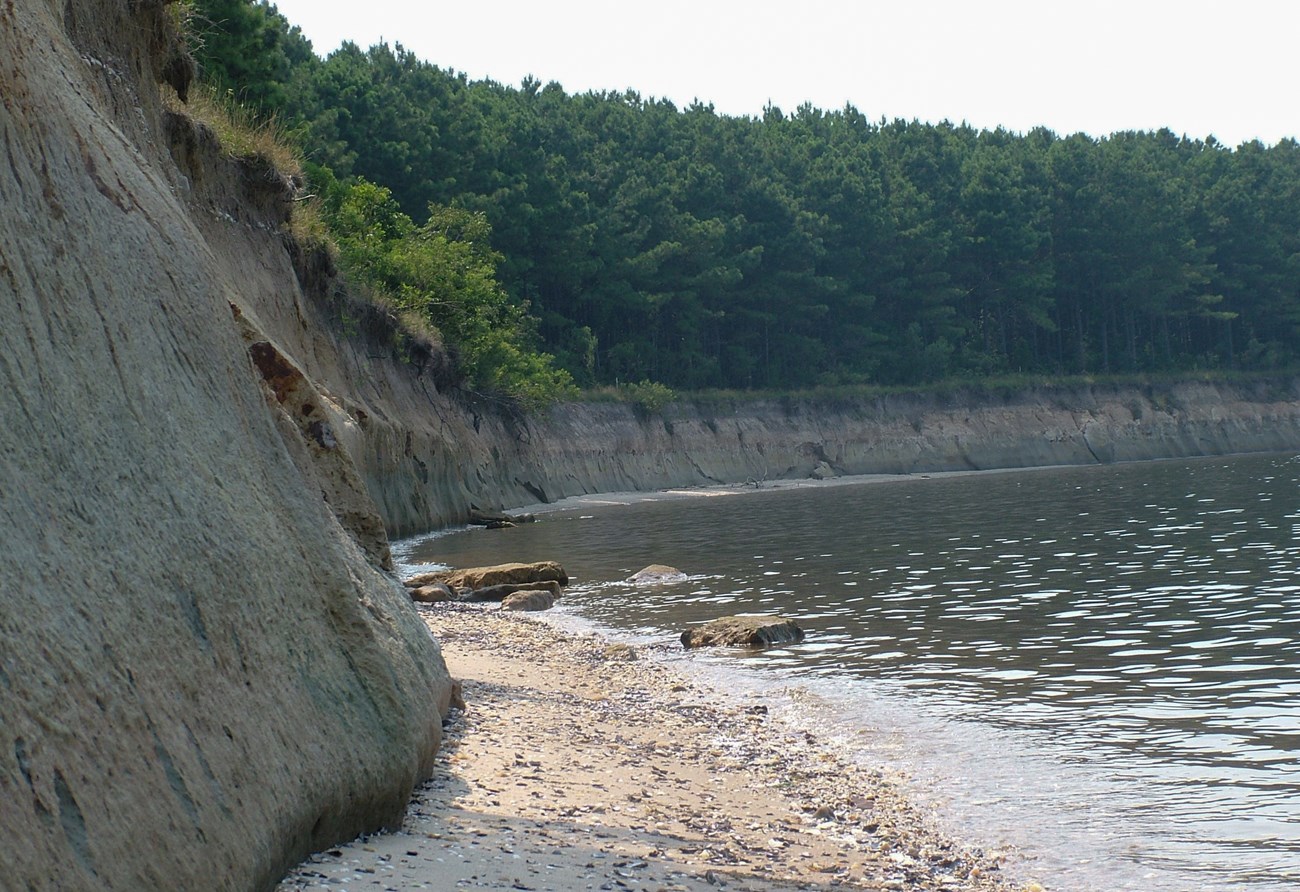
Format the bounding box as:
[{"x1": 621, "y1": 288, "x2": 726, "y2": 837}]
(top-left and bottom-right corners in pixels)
[
  {"x1": 500, "y1": 589, "x2": 557, "y2": 611},
  {"x1": 681, "y1": 616, "x2": 806, "y2": 648},
  {"x1": 627, "y1": 564, "x2": 688, "y2": 585},
  {"x1": 468, "y1": 508, "x2": 511, "y2": 526}
]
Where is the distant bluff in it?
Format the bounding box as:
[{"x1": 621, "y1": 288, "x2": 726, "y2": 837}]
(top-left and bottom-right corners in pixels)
[{"x1": 0, "y1": 2, "x2": 451, "y2": 889}]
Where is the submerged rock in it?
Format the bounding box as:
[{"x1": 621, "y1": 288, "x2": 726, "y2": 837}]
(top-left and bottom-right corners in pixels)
[
  {"x1": 500, "y1": 589, "x2": 557, "y2": 611},
  {"x1": 681, "y1": 615, "x2": 806, "y2": 649},
  {"x1": 468, "y1": 508, "x2": 536, "y2": 528},
  {"x1": 627, "y1": 564, "x2": 688, "y2": 585}
]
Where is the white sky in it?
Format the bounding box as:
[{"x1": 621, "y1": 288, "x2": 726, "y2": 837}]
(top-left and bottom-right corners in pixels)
[{"x1": 268, "y1": 0, "x2": 1296, "y2": 147}]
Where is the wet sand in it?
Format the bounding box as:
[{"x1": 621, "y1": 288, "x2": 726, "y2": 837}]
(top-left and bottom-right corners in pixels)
[{"x1": 278, "y1": 604, "x2": 1041, "y2": 892}]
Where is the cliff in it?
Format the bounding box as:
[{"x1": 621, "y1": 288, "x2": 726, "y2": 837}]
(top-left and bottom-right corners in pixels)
[
  {"x1": 225, "y1": 239, "x2": 1300, "y2": 534},
  {"x1": 0, "y1": 3, "x2": 450, "y2": 890},
  {"x1": 487, "y1": 378, "x2": 1300, "y2": 513}
]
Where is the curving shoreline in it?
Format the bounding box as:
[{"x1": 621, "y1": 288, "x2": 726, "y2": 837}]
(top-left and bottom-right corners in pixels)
[{"x1": 277, "y1": 604, "x2": 1040, "y2": 892}]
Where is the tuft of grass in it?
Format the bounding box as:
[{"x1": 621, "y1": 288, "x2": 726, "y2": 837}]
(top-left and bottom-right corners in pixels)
[
  {"x1": 394, "y1": 309, "x2": 445, "y2": 354},
  {"x1": 176, "y1": 83, "x2": 303, "y2": 178},
  {"x1": 580, "y1": 380, "x2": 677, "y2": 414},
  {"x1": 284, "y1": 194, "x2": 332, "y2": 253}
]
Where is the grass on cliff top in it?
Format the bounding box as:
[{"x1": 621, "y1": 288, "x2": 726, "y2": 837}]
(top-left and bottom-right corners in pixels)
[
  {"x1": 164, "y1": 81, "x2": 332, "y2": 261},
  {"x1": 173, "y1": 84, "x2": 303, "y2": 179},
  {"x1": 574, "y1": 368, "x2": 1300, "y2": 415}
]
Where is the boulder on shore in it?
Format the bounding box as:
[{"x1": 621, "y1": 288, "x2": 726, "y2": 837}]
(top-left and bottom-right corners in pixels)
[
  {"x1": 627, "y1": 564, "x2": 688, "y2": 585},
  {"x1": 463, "y1": 580, "x2": 564, "y2": 602},
  {"x1": 500, "y1": 589, "x2": 557, "y2": 611},
  {"x1": 810, "y1": 460, "x2": 838, "y2": 480},
  {"x1": 681, "y1": 615, "x2": 806, "y2": 649},
  {"x1": 410, "y1": 583, "x2": 456, "y2": 603},
  {"x1": 406, "y1": 560, "x2": 568, "y2": 590}
]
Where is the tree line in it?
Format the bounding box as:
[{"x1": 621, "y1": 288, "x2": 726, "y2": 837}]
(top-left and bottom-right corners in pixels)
[{"x1": 188, "y1": 0, "x2": 1300, "y2": 394}]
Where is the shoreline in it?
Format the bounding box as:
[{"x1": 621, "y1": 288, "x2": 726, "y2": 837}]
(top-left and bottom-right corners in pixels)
[
  {"x1": 278, "y1": 605, "x2": 1040, "y2": 892},
  {"x1": 495, "y1": 450, "x2": 1284, "y2": 523},
  {"x1": 502, "y1": 465, "x2": 1064, "y2": 518},
  {"x1": 395, "y1": 466, "x2": 1087, "y2": 561}
]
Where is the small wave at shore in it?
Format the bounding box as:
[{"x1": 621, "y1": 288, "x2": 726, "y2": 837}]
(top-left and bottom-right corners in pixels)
[{"x1": 537, "y1": 597, "x2": 1276, "y2": 892}]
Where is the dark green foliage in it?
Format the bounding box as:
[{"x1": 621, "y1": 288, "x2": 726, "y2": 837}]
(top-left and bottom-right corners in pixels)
[
  {"x1": 185, "y1": 0, "x2": 314, "y2": 111},
  {"x1": 187, "y1": 1, "x2": 1300, "y2": 395}
]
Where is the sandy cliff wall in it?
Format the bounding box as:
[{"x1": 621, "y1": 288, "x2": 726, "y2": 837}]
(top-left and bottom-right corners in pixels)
[{"x1": 0, "y1": 2, "x2": 450, "y2": 890}]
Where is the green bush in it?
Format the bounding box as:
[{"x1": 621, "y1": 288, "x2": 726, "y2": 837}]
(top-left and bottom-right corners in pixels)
[
  {"x1": 315, "y1": 171, "x2": 574, "y2": 408},
  {"x1": 619, "y1": 380, "x2": 676, "y2": 415}
]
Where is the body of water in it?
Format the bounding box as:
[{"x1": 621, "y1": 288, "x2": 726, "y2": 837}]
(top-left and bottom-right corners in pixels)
[{"x1": 399, "y1": 453, "x2": 1300, "y2": 891}]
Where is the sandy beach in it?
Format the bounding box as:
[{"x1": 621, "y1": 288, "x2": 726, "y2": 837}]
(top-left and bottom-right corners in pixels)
[{"x1": 277, "y1": 603, "x2": 1042, "y2": 892}]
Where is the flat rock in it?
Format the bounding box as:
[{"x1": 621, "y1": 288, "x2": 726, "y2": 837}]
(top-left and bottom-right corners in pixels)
[
  {"x1": 681, "y1": 615, "x2": 806, "y2": 649},
  {"x1": 410, "y1": 582, "x2": 456, "y2": 603},
  {"x1": 468, "y1": 509, "x2": 536, "y2": 528},
  {"x1": 405, "y1": 569, "x2": 454, "y2": 588}
]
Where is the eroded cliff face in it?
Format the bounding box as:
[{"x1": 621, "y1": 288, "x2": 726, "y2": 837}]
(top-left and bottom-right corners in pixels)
[
  {"x1": 0, "y1": 2, "x2": 449, "y2": 890},
  {"x1": 490, "y1": 379, "x2": 1300, "y2": 511}
]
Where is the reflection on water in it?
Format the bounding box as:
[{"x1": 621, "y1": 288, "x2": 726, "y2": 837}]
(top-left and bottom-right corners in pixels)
[{"x1": 401, "y1": 454, "x2": 1300, "y2": 892}]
